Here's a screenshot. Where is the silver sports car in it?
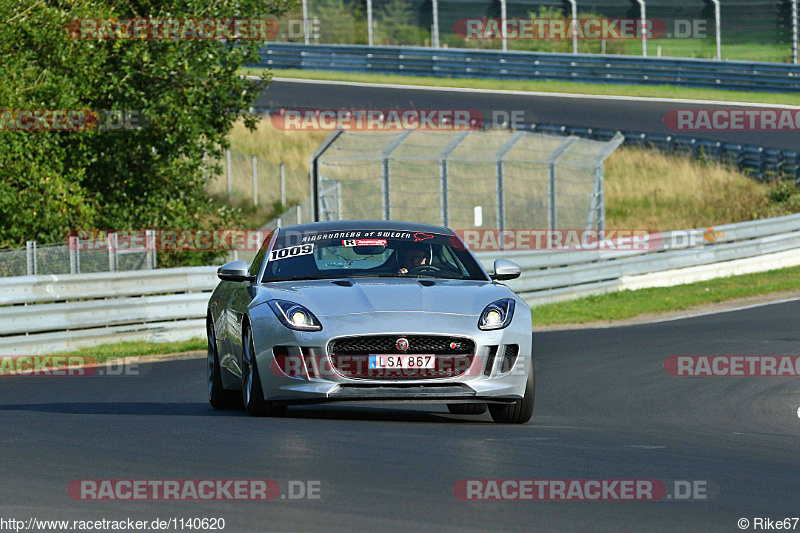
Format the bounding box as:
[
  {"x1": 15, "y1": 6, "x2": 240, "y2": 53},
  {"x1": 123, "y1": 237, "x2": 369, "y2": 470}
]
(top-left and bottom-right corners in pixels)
[{"x1": 206, "y1": 220, "x2": 534, "y2": 423}]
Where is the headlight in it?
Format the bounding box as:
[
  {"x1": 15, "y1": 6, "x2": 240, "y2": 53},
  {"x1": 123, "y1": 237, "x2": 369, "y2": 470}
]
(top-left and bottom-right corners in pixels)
[
  {"x1": 268, "y1": 300, "x2": 322, "y2": 331},
  {"x1": 478, "y1": 298, "x2": 515, "y2": 330}
]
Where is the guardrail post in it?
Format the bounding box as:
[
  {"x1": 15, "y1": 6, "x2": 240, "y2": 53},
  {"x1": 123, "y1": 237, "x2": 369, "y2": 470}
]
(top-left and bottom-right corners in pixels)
[{"x1": 26, "y1": 241, "x2": 36, "y2": 276}]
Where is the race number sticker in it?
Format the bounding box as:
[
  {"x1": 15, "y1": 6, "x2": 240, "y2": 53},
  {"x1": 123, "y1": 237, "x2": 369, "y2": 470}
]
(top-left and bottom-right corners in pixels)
[
  {"x1": 269, "y1": 243, "x2": 314, "y2": 261},
  {"x1": 342, "y1": 239, "x2": 387, "y2": 246}
]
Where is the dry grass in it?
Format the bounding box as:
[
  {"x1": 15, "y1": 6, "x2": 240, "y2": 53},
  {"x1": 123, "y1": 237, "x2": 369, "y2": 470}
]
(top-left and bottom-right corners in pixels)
[
  {"x1": 604, "y1": 147, "x2": 776, "y2": 231},
  {"x1": 228, "y1": 117, "x2": 330, "y2": 171},
  {"x1": 222, "y1": 119, "x2": 792, "y2": 230}
]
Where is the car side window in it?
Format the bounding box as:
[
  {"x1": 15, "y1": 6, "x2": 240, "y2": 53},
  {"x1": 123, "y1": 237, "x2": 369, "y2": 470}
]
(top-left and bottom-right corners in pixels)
[{"x1": 248, "y1": 230, "x2": 274, "y2": 277}]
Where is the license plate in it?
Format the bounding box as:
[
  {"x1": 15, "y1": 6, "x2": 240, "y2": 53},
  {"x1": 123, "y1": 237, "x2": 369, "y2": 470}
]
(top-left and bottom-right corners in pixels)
[{"x1": 369, "y1": 354, "x2": 435, "y2": 369}]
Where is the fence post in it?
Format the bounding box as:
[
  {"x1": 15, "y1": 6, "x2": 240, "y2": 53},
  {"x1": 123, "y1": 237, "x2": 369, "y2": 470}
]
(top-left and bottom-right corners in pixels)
[
  {"x1": 567, "y1": 0, "x2": 577, "y2": 54},
  {"x1": 69, "y1": 236, "x2": 78, "y2": 274},
  {"x1": 431, "y1": 0, "x2": 440, "y2": 48},
  {"x1": 26, "y1": 241, "x2": 36, "y2": 276},
  {"x1": 252, "y1": 155, "x2": 258, "y2": 207},
  {"x1": 146, "y1": 229, "x2": 157, "y2": 269},
  {"x1": 280, "y1": 163, "x2": 286, "y2": 207},
  {"x1": 711, "y1": 0, "x2": 721, "y2": 60},
  {"x1": 297, "y1": 204, "x2": 302, "y2": 224},
  {"x1": 226, "y1": 148, "x2": 232, "y2": 202},
  {"x1": 792, "y1": 0, "x2": 798, "y2": 64},
  {"x1": 367, "y1": 0, "x2": 374, "y2": 46},
  {"x1": 302, "y1": 0, "x2": 310, "y2": 45},
  {"x1": 107, "y1": 233, "x2": 116, "y2": 272},
  {"x1": 495, "y1": 131, "x2": 525, "y2": 232},
  {"x1": 635, "y1": 0, "x2": 646, "y2": 56},
  {"x1": 500, "y1": 0, "x2": 508, "y2": 52}
]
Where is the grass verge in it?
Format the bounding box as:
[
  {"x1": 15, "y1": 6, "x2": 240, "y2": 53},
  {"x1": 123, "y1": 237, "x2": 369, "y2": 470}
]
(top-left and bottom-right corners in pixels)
[
  {"x1": 244, "y1": 68, "x2": 800, "y2": 106},
  {"x1": 56, "y1": 339, "x2": 206, "y2": 364},
  {"x1": 531, "y1": 265, "x2": 800, "y2": 325}
]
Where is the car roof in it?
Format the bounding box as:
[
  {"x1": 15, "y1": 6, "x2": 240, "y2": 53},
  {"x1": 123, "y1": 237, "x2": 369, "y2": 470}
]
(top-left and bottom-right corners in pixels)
[{"x1": 277, "y1": 220, "x2": 453, "y2": 234}]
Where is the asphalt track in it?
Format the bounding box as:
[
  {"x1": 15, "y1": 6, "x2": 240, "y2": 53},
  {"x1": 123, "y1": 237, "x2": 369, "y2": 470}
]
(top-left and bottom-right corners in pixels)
[
  {"x1": 1, "y1": 300, "x2": 798, "y2": 532},
  {"x1": 257, "y1": 79, "x2": 800, "y2": 150}
]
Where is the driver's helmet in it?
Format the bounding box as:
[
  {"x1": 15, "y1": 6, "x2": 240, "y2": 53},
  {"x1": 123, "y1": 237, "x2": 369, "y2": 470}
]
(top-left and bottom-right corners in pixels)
[{"x1": 397, "y1": 242, "x2": 433, "y2": 268}]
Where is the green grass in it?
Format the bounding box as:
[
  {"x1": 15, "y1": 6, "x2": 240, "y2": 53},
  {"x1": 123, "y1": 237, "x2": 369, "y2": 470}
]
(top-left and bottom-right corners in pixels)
[
  {"x1": 242, "y1": 67, "x2": 800, "y2": 106},
  {"x1": 56, "y1": 338, "x2": 206, "y2": 364},
  {"x1": 531, "y1": 265, "x2": 800, "y2": 325}
]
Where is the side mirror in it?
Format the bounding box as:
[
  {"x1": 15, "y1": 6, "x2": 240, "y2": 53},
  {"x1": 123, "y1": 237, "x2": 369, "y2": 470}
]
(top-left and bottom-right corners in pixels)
[
  {"x1": 217, "y1": 260, "x2": 254, "y2": 282},
  {"x1": 490, "y1": 259, "x2": 521, "y2": 281}
]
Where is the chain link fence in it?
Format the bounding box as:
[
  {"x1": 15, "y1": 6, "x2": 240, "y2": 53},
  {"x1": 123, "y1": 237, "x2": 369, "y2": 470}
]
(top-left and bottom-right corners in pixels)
[
  {"x1": 204, "y1": 150, "x2": 309, "y2": 210},
  {"x1": 273, "y1": 0, "x2": 799, "y2": 62},
  {"x1": 310, "y1": 130, "x2": 624, "y2": 231},
  {"x1": 0, "y1": 235, "x2": 157, "y2": 277}
]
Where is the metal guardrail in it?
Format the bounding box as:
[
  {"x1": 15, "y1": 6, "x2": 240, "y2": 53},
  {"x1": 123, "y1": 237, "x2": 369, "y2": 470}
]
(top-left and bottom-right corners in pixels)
[
  {"x1": 3, "y1": 213, "x2": 800, "y2": 354},
  {"x1": 522, "y1": 123, "x2": 800, "y2": 183},
  {"x1": 254, "y1": 43, "x2": 800, "y2": 93}
]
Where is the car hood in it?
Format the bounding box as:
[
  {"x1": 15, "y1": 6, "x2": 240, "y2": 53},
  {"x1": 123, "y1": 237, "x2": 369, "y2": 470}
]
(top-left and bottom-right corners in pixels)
[{"x1": 251, "y1": 278, "x2": 515, "y2": 317}]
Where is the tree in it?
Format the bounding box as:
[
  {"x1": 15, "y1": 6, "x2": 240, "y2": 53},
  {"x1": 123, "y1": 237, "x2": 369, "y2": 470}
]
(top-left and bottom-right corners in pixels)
[{"x1": 0, "y1": 0, "x2": 294, "y2": 265}]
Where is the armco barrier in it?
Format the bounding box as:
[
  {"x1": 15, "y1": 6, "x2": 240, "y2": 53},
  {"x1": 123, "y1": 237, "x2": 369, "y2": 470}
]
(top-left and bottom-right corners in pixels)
[
  {"x1": 3, "y1": 214, "x2": 800, "y2": 354},
  {"x1": 254, "y1": 43, "x2": 800, "y2": 93}
]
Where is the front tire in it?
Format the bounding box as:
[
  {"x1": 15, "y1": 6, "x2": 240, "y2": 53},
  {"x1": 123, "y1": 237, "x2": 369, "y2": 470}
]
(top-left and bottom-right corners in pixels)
[
  {"x1": 208, "y1": 319, "x2": 241, "y2": 410},
  {"x1": 242, "y1": 324, "x2": 287, "y2": 417},
  {"x1": 489, "y1": 361, "x2": 535, "y2": 424}
]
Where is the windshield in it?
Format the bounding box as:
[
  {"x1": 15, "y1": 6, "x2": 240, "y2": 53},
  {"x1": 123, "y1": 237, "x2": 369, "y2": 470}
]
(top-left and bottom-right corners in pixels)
[{"x1": 260, "y1": 228, "x2": 488, "y2": 282}]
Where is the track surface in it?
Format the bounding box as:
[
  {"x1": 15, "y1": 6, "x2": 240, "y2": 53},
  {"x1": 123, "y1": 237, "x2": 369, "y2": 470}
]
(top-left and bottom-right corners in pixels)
[
  {"x1": 257, "y1": 79, "x2": 800, "y2": 150},
  {"x1": 1, "y1": 301, "x2": 799, "y2": 531}
]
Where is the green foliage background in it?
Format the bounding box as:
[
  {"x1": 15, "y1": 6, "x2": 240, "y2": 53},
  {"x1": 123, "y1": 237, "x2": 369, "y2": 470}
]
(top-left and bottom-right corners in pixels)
[{"x1": 0, "y1": 0, "x2": 293, "y2": 265}]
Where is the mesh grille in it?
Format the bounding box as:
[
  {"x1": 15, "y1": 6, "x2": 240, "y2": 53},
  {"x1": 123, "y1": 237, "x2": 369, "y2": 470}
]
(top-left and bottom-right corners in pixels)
[
  {"x1": 328, "y1": 335, "x2": 476, "y2": 380},
  {"x1": 328, "y1": 335, "x2": 475, "y2": 355},
  {"x1": 501, "y1": 344, "x2": 519, "y2": 373},
  {"x1": 484, "y1": 345, "x2": 498, "y2": 377}
]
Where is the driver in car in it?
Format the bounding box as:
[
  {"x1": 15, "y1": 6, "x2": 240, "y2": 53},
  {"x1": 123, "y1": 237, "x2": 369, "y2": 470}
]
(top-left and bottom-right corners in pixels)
[{"x1": 397, "y1": 243, "x2": 430, "y2": 274}]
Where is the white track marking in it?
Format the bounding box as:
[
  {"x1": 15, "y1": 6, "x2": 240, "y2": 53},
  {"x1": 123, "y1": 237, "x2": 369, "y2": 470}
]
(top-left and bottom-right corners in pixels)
[{"x1": 259, "y1": 76, "x2": 800, "y2": 109}]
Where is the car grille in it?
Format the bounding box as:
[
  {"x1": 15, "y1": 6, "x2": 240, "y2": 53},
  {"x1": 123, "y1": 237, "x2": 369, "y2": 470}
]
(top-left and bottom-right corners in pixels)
[
  {"x1": 328, "y1": 335, "x2": 476, "y2": 380},
  {"x1": 500, "y1": 344, "x2": 519, "y2": 373},
  {"x1": 329, "y1": 335, "x2": 475, "y2": 356}
]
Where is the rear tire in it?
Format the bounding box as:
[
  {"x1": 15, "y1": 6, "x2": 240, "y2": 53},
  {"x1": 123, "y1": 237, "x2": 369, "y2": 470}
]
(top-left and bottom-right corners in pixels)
[
  {"x1": 208, "y1": 320, "x2": 241, "y2": 410},
  {"x1": 242, "y1": 324, "x2": 287, "y2": 417},
  {"x1": 447, "y1": 403, "x2": 487, "y2": 415},
  {"x1": 489, "y1": 361, "x2": 535, "y2": 424}
]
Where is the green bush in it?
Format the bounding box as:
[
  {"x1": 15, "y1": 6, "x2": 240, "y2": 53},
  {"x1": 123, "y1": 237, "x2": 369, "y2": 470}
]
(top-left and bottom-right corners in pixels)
[{"x1": 0, "y1": 0, "x2": 295, "y2": 266}]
